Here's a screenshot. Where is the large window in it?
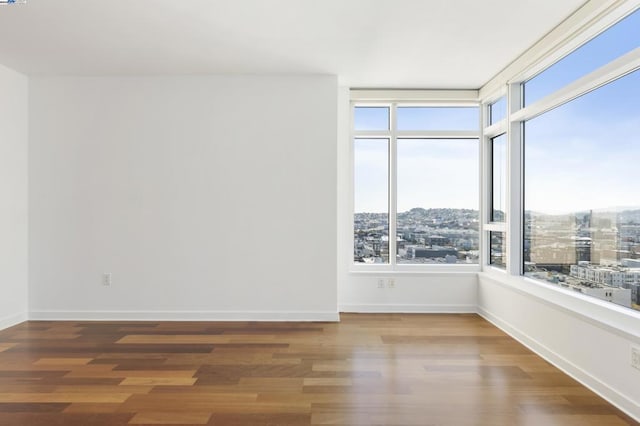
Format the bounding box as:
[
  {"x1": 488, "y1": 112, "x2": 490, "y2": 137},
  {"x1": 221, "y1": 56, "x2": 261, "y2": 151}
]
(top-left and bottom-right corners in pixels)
[
  {"x1": 524, "y1": 69, "x2": 640, "y2": 311},
  {"x1": 517, "y1": 6, "x2": 640, "y2": 312},
  {"x1": 353, "y1": 103, "x2": 480, "y2": 266}
]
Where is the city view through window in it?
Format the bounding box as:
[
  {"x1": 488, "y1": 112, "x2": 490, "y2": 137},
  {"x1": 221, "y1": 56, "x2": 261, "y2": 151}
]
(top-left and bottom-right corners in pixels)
[
  {"x1": 353, "y1": 107, "x2": 479, "y2": 265},
  {"x1": 353, "y1": 206, "x2": 480, "y2": 265}
]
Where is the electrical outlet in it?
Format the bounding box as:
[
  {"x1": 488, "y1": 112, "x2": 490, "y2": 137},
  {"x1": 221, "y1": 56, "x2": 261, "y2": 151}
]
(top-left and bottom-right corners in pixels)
[
  {"x1": 388, "y1": 278, "x2": 395, "y2": 288},
  {"x1": 377, "y1": 279, "x2": 385, "y2": 289},
  {"x1": 632, "y1": 346, "x2": 640, "y2": 371},
  {"x1": 103, "y1": 272, "x2": 112, "y2": 286}
]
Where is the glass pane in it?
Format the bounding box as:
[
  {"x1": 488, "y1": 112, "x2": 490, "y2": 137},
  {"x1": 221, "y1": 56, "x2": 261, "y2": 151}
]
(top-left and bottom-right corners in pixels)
[
  {"x1": 490, "y1": 232, "x2": 506, "y2": 268},
  {"x1": 491, "y1": 134, "x2": 507, "y2": 222},
  {"x1": 397, "y1": 107, "x2": 479, "y2": 131},
  {"x1": 489, "y1": 97, "x2": 507, "y2": 125},
  {"x1": 354, "y1": 107, "x2": 389, "y2": 131},
  {"x1": 524, "y1": 69, "x2": 640, "y2": 312},
  {"x1": 354, "y1": 138, "x2": 389, "y2": 264},
  {"x1": 524, "y1": 8, "x2": 640, "y2": 106},
  {"x1": 396, "y1": 139, "x2": 479, "y2": 264}
]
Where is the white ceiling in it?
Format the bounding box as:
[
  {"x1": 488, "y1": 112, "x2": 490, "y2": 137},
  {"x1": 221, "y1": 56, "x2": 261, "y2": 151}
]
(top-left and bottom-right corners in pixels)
[{"x1": 0, "y1": 0, "x2": 586, "y2": 88}]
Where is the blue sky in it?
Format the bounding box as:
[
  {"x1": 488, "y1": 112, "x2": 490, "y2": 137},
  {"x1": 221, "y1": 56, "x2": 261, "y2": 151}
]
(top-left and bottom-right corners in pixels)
[
  {"x1": 526, "y1": 68, "x2": 640, "y2": 214},
  {"x1": 353, "y1": 137, "x2": 478, "y2": 213},
  {"x1": 525, "y1": 8, "x2": 640, "y2": 105},
  {"x1": 525, "y1": 9, "x2": 640, "y2": 214}
]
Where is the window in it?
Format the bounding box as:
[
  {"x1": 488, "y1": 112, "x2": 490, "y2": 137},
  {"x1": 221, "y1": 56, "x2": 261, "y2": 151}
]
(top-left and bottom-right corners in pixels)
[
  {"x1": 490, "y1": 232, "x2": 506, "y2": 268},
  {"x1": 517, "y1": 6, "x2": 640, "y2": 312},
  {"x1": 397, "y1": 139, "x2": 479, "y2": 264},
  {"x1": 484, "y1": 93, "x2": 508, "y2": 270},
  {"x1": 489, "y1": 97, "x2": 507, "y2": 125},
  {"x1": 490, "y1": 134, "x2": 507, "y2": 223},
  {"x1": 354, "y1": 107, "x2": 389, "y2": 131},
  {"x1": 352, "y1": 102, "x2": 480, "y2": 266},
  {"x1": 354, "y1": 139, "x2": 389, "y2": 264},
  {"x1": 524, "y1": 69, "x2": 640, "y2": 311}
]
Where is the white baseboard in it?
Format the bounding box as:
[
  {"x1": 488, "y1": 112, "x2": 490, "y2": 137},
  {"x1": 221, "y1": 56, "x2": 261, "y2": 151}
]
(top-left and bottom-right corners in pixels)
[
  {"x1": 339, "y1": 304, "x2": 476, "y2": 313},
  {"x1": 478, "y1": 306, "x2": 640, "y2": 422},
  {"x1": 0, "y1": 312, "x2": 28, "y2": 331},
  {"x1": 28, "y1": 310, "x2": 340, "y2": 322}
]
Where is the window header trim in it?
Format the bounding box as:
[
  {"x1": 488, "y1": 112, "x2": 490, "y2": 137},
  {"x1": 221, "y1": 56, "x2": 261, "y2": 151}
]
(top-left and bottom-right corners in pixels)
[{"x1": 351, "y1": 89, "x2": 479, "y2": 104}]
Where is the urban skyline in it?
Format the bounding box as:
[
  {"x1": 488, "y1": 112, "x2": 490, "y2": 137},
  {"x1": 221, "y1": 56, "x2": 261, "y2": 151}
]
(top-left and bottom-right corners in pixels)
[
  {"x1": 524, "y1": 207, "x2": 640, "y2": 311},
  {"x1": 354, "y1": 207, "x2": 479, "y2": 264}
]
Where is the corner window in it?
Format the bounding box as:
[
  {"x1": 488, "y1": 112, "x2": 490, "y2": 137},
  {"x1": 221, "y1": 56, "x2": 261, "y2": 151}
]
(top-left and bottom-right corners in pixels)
[{"x1": 518, "y1": 6, "x2": 640, "y2": 311}]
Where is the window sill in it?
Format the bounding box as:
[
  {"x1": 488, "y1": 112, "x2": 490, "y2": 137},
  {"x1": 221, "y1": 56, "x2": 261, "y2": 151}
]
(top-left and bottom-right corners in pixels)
[
  {"x1": 349, "y1": 263, "x2": 481, "y2": 276},
  {"x1": 478, "y1": 270, "x2": 640, "y2": 343}
]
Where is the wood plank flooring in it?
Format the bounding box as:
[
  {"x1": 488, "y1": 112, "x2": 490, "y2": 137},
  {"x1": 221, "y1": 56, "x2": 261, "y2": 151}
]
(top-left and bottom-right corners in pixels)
[{"x1": 0, "y1": 314, "x2": 636, "y2": 425}]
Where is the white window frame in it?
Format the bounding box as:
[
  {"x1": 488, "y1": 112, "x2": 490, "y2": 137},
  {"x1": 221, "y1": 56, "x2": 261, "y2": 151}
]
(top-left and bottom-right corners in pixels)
[
  {"x1": 482, "y1": 91, "x2": 508, "y2": 272},
  {"x1": 350, "y1": 90, "x2": 481, "y2": 272}
]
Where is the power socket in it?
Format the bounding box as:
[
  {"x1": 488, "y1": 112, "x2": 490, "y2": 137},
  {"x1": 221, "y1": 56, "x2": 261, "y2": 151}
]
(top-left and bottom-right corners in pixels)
[
  {"x1": 377, "y1": 279, "x2": 385, "y2": 289},
  {"x1": 103, "y1": 272, "x2": 112, "y2": 286},
  {"x1": 387, "y1": 278, "x2": 395, "y2": 288},
  {"x1": 632, "y1": 346, "x2": 640, "y2": 371}
]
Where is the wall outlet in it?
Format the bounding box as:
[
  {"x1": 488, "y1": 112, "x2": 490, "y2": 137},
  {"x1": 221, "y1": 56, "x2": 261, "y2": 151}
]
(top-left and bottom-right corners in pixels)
[
  {"x1": 632, "y1": 346, "x2": 640, "y2": 371},
  {"x1": 377, "y1": 279, "x2": 385, "y2": 289},
  {"x1": 387, "y1": 278, "x2": 395, "y2": 288},
  {"x1": 103, "y1": 272, "x2": 112, "y2": 286}
]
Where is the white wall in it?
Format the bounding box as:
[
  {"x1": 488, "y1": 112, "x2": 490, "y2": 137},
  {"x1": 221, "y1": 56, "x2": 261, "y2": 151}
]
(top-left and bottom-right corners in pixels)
[
  {"x1": 340, "y1": 273, "x2": 478, "y2": 312},
  {"x1": 28, "y1": 75, "x2": 338, "y2": 321},
  {"x1": 479, "y1": 272, "x2": 640, "y2": 420},
  {"x1": 0, "y1": 64, "x2": 28, "y2": 330}
]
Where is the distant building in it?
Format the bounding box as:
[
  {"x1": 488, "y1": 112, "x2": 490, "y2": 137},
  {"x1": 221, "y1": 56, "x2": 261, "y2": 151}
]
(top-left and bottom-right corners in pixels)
[
  {"x1": 426, "y1": 235, "x2": 449, "y2": 246},
  {"x1": 621, "y1": 258, "x2": 640, "y2": 268},
  {"x1": 631, "y1": 283, "x2": 640, "y2": 306},
  {"x1": 570, "y1": 264, "x2": 640, "y2": 287},
  {"x1": 574, "y1": 285, "x2": 631, "y2": 308},
  {"x1": 407, "y1": 247, "x2": 457, "y2": 259}
]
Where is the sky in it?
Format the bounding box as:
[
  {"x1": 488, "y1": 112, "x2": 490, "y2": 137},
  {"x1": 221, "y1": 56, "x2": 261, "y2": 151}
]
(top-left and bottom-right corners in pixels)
[
  {"x1": 525, "y1": 8, "x2": 640, "y2": 106},
  {"x1": 353, "y1": 108, "x2": 479, "y2": 213},
  {"x1": 526, "y1": 68, "x2": 640, "y2": 215},
  {"x1": 353, "y1": 8, "x2": 640, "y2": 215}
]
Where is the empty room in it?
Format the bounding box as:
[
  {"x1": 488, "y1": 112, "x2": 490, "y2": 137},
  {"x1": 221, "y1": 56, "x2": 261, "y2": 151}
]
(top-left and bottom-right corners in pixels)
[{"x1": 0, "y1": 0, "x2": 639, "y2": 425}]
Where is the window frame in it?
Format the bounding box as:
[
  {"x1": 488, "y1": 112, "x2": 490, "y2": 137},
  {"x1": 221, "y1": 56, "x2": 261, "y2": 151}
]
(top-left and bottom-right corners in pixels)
[
  {"x1": 482, "y1": 91, "x2": 509, "y2": 272},
  {"x1": 480, "y1": 3, "x2": 640, "y2": 312},
  {"x1": 350, "y1": 91, "x2": 481, "y2": 272}
]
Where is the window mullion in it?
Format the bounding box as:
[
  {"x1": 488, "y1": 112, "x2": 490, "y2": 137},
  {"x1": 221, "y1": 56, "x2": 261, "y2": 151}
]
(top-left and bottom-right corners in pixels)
[
  {"x1": 389, "y1": 103, "x2": 398, "y2": 267},
  {"x1": 506, "y1": 83, "x2": 523, "y2": 276},
  {"x1": 481, "y1": 104, "x2": 492, "y2": 268}
]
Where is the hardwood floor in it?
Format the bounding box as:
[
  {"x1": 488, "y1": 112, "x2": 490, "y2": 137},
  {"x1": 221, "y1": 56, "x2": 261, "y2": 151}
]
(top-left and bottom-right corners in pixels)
[{"x1": 0, "y1": 314, "x2": 636, "y2": 425}]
